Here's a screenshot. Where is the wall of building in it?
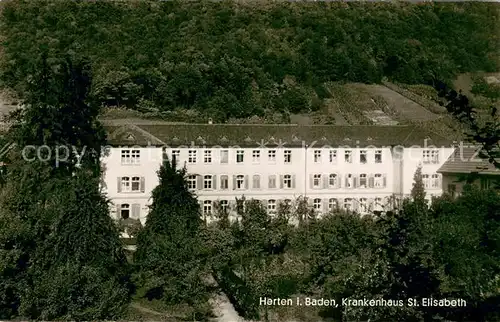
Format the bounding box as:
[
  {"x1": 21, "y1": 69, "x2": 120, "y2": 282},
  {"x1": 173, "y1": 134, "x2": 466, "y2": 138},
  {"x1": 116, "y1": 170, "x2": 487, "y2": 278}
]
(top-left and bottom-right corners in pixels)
[
  {"x1": 101, "y1": 146, "x2": 455, "y2": 224},
  {"x1": 101, "y1": 146, "x2": 161, "y2": 224}
]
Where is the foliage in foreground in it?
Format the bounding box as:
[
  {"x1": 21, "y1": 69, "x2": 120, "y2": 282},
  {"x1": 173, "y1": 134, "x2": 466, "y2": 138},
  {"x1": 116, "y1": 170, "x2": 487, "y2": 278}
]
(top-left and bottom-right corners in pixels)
[
  {"x1": 134, "y1": 158, "x2": 210, "y2": 319},
  {"x1": 205, "y1": 176, "x2": 500, "y2": 321},
  {"x1": 0, "y1": 54, "x2": 130, "y2": 320}
]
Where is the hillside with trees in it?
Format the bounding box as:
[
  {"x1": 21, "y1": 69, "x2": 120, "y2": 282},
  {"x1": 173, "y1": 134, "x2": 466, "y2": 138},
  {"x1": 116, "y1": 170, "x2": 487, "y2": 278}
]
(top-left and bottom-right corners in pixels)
[
  {"x1": 0, "y1": 0, "x2": 498, "y2": 122},
  {"x1": 0, "y1": 1, "x2": 499, "y2": 321}
]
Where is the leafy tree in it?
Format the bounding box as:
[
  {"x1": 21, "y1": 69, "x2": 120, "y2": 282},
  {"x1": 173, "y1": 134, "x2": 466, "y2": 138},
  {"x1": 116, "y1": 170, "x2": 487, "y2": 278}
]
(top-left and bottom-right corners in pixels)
[
  {"x1": 430, "y1": 185, "x2": 500, "y2": 321},
  {"x1": 134, "y1": 158, "x2": 209, "y2": 310},
  {"x1": 411, "y1": 165, "x2": 427, "y2": 203},
  {"x1": 432, "y1": 79, "x2": 500, "y2": 170},
  {"x1": 0, "y1": 53, "x2": 129, "y2": 320},
  {"x1": 376, "y1": 171, "x2": 442, "y2": 321},
  {"x1": 1, "y1": 1, "x2": 498, "y2": 121}
]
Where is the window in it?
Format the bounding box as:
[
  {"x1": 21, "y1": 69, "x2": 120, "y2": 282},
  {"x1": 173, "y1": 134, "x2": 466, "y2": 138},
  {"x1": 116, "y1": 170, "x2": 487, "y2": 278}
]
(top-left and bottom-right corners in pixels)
[
  {"x1": 268, "y1": 150, "x2": 276, "y2": 162},
  {"x1": 120, "y1": 176, "x2": 143, "y2": 192},
  {"x1": 121, "y1": 177, "x2": 130, "y2": 192},
  {"x1": 328, "y1": 198, "x2": 338, "y2": 211},
  {"x1": 121, "y1": 149, "x2": 140, "y2": 165},
  {"x1": 131, "y1": 150, "x2": 140, "y2": 164},
  {"x1": 268, "y1": 199, "x2": 277, "y2": 213},
  {"x1": 204, "y1": 150, "x2": 212, "y2": 163},
  {"x1": 203, "y1": 200, "x2": 212, "y2": 215},
  {"x1": 220, "y1": 150, "x2": 229, "y2": 164},
  {"x1": 360, "y1": 150, "x2": 367, "y2": 164},
  {"x1": 313, "y1": 174, "x2": 321, "y2": 188},
  {"x1": 252, "y1": 150, "x2": 260, "y2": 163},
  {"x1": 375, "y1": 150, "x2": 382, "y2": 163},
  {"x1": 422, "y1": 174, "x2": 430, "y2": 188},
  {"x1": 268, "y1": 175, "x2": 276, "y2": 189},
  {"x1": 345, "y1": 150, "x2": 352, "y2": 163},
  {"x1": 220, "y1": 200, "x2": 229, "y2": 212},
  {"x1": 313, "y1": 198, "x2": 322, "y2": 213},
  {"x1": 220, "y1": 175, "x2": 229, "y2": 190},
  {"x1": 284, "y1": 150, "x2": 292, "y2": 163},
  {"x1": 431, "y1": 174, "x2": 440, "y2": 188},
  {"x1": 423, "y1": 150, "x2": 430, "y2": 163},
  {"x1": 374, "y1": 174, "x2": 383, "y2": 187},
  {"x1": 187, "y1": 175, "x2": 197, "y2": 190},
  {"x1": 329, "y1": 150, "x2": 337, "y2": 163},
  {"x1": 121, "y1": 150, "x2": 130, "y2": 164},
  {"x1": 131, "y1": 176, "x2": 141, "y2": 191},
  {"x1": 236, "y1": 150, "x2": 244, "y2": 163},
  {"x1": 329, "y1": 174, "x2": 338, "y2": 187},
  {"x1": 423, "y1": 149, "x2": 439, "y2": 164},
  {"x1": 359, "y1": 174, "x2": 367, "y2": 188},
  {"x1": 283, "y1": 174, "x2": 292, "y2": 188},
  {"x1": 431, "y1": 150, "x2": 439, "y2": 163},
  {"x1": 236, "y1": 175, "x2": 245, "y2": 189},
  {"x1": 172, "y1": 149, "x2": 180, "y2": 162},
  {"x1": 359, "y1": 198, "x2": 367, "y2": 213},
  {"x1": 344, "y1": 198, "x2": 353, "y2": 211},
  {"x1": 120, "y1": 204, "x2": 130, "y2": 219},
  {"x1": 253, "y1": 175, "x2": 261, "y2": 189},
  {"x1": 204, "y1": 175, "x2": 213, "y2": 189},
  {"x1": 346, "y1": 174, "x2": 353, "y2": 188},
  {"x1": 188, "y1": 150, "x2": 197, "y2": 163},
  {"x1": 314, "y1": 150, "x2": 322, "y2": 163}
]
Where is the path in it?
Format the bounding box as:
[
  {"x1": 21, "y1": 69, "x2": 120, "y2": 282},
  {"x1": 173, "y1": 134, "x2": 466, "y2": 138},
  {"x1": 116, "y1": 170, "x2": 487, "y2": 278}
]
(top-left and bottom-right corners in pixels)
[{"x1": 206, "y1": 275, "x2": 247, "y2": 322}]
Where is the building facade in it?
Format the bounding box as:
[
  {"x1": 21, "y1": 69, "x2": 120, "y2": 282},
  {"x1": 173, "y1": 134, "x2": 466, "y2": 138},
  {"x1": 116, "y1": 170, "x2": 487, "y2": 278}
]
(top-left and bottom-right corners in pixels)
[{"x1": 101, "y1": 121, "x2": 455, "y2": 224}]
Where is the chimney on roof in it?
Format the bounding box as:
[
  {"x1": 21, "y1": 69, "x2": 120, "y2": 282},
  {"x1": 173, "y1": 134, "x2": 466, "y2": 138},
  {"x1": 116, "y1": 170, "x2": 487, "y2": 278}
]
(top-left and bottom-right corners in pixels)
[{"x1": 208, "y1": 117, "x2": 213, "y2": 125}]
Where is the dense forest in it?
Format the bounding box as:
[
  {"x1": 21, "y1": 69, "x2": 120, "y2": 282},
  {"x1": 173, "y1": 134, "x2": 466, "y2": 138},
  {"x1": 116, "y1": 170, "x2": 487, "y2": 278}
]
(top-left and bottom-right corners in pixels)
[{"x1": 0, "y1": 0, "x2": 498, "y2": 121}]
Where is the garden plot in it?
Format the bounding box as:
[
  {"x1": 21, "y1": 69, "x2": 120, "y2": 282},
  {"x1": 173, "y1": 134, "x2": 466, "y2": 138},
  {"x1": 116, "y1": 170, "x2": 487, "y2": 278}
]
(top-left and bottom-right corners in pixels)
[
  {"x1": 363, "y1": 110, "x2": 399, "y2": 125},
  {"x1": 355, "y1": 84, "x2": 440, "y2": 122}
]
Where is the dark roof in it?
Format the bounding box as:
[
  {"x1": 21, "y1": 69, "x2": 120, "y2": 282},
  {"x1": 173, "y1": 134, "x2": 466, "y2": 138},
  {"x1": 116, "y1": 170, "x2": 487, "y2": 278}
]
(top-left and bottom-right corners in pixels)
[
  {"x1": 102, "y1": 120, "x2": 453, "y2": 148},
  {"x1": 437, "y1": 146, "x2": 500, "y2": 175}
]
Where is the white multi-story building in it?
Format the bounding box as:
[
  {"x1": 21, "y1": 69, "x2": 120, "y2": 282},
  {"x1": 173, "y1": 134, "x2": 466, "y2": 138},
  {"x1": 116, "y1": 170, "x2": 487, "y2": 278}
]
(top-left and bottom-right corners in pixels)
[{"x1": 101, "y1": 120, "x2": 455, "y2": 224}]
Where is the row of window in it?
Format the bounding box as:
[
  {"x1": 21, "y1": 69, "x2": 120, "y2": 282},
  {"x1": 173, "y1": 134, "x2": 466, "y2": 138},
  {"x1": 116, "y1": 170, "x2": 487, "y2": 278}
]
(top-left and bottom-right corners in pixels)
[
  {"x1": 117, "y1": 197, "x2": 386, "y2": 219},
  {"x1": 185, "y1": 173, "x2": 390, "y2": 190},
  {"x1": 115, "y1": 173, "x2": 441, "y2": 193},
  {"x1": 121, "y1": 148, "x2": 441, "y2": 165},
  {"x1": 165, "y1": 149, "x2": 383, "y2": 165},
  {"x1": 187, "y1": 174, "x2": 296, "y2": 190},
  {"x1": 117, "y1": 176, "x2": 145, "y2": 192},
  {"x1": 311, "y1": 173, "x2": 387, "y2": 189},
  {"x1": 201, "y1": 197, "x2": 388, "y2": 215},
  {"x1": 422, "y1": 150, "x2": 440, "y2": 164},
  {"x1": 422, "y1": 174, "x2": 442, "y2": 189}
]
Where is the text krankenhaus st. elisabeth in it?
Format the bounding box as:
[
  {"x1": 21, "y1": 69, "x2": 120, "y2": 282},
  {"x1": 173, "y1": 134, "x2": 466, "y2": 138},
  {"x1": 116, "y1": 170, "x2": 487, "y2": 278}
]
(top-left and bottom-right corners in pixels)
[{"x1": 259, "y1": 297, "x2": 467, "y2": 308}]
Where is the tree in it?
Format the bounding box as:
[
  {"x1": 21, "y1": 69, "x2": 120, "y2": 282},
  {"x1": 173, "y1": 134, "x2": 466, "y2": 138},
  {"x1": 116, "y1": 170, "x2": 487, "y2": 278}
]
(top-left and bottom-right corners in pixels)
[
  {"x1": 375, "y1": 171, "x2": 442, "y2": 321},
  {"x1": 134, "y1": 158, "x2": 209, "y2": 311},
  {"x1": 430, "y1": 185, "x2": 500, "y2": 321},
  {"x1": 0, "y1": 53, "x2": 129, "y2": 320},
  {"x1": 411, "y1": 165, "x2": 427, "y2": 203},
  {"x1": 432, "y1": 79, "x2": 500, "y2": 170}
]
